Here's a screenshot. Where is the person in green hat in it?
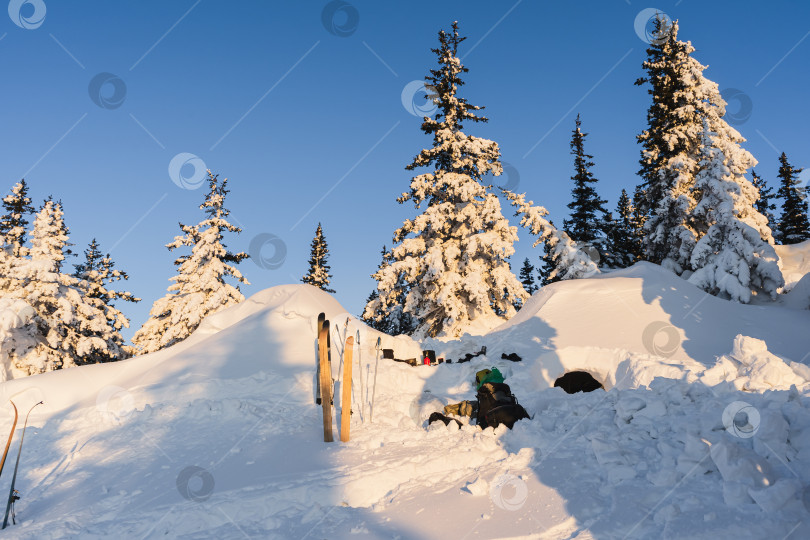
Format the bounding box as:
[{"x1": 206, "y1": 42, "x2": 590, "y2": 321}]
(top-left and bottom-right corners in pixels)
[{"x1": 429, "y1": 367, "x2": 528, "y2": 429}]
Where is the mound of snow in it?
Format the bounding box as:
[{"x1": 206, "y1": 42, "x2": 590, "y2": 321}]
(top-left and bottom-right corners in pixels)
[
  {"x1": 2, "y1": 284, "x2": 422, "y2": 414},
  {"x1": 699, "y1": 335, "x2": 810, "y2": 392},
  {"x1": 776, "y1": 239, "x2": 810, "y2": 290},
  {"x1": 781, "y1": 272, "x2": 810, "y2": 309},
  {"x1": 481, "y1": 262, "x2": 809, "y2": 370}
]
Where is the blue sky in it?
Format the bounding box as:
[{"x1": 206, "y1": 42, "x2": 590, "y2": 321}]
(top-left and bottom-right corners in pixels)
[{"x1": 2, "y1": 0, "x2": 808, "y2": 340}]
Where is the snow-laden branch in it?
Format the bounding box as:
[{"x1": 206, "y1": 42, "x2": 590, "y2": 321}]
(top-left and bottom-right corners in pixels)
[{"x1": 503, "y1": 189, "x2": 600, "y2": 281}]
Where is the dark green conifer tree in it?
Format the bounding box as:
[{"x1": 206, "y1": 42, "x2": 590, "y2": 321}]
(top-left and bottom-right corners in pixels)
[
  {"x1": 563, "y1": 115, "x2": 609, "y2": 257},
  {"x1": 519, "y1": 258, "x2": 537, "y2": 295},
  {"x1": 605, "y1": 189, "x2": 640, "y2": 267},
  {"x1": 301, "y1": 223, "x2": 335, "y2": 293},
  {"x1": 775, "y1": 153, "x2": 809, "y2": 244},
  {"x1": 750, "y1": 170, "x2": 777, "y2": 232}
]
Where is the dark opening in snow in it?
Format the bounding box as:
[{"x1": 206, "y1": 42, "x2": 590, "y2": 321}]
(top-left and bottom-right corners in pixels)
[{"x1": 553, "y1": 371, "x2": 604, "y2": 394}]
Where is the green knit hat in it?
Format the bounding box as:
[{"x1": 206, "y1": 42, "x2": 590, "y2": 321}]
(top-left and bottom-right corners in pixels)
[{"x1": 475, "y1": 367, "x2": 504, "y2": 389}]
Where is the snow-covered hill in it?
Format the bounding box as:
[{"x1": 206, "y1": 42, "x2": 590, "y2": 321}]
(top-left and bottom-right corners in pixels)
[{"x1": 1, "y1": 267, "x2": 810, "y2": 538}]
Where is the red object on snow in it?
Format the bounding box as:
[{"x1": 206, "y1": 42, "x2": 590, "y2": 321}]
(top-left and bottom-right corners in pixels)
[{"x1": 423, "y1": 357, "x2": 430, "y2": 365}]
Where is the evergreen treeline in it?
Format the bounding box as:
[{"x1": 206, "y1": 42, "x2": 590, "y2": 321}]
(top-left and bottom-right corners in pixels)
[
  {"x1": 3, "y1": 18, "x2": 808, "y2": 369},
  {"x1": 0, "y1": 180, "x2": 140, "y2": 375},
  {"x1": 365, "y1": 18, "x2": 807, "y2": 337}
]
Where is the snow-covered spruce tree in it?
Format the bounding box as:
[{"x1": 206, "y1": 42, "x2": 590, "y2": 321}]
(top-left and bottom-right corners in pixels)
[
  {"x1": 362, "y1": 246, "x2": 416, "y2": 335},
  {"x1": 688, "y1": 114, "x2": 784, "y2": 302},
  {"x1": 132, "y1": 172, "x2": 249, "y2": 354},
  {"x1": 775, "y1": 153, "x2": 810, "y2": 244},
  {"x1": 361, "y1": 290, "x2": 384, "y2": 332},
  {"x1": 301, "y1": 223, "x2": 335, "y2": 293},
  {"x1": 0, "y1": 180, "x2": 35, "y2": 258},
  {"x1": 750, "y1": 170, "x2": 777, "y2": 236},
  {"x1": 635, "y1": 18, "x2": 716, "y2": 273},
  {"x1": 0, "y1": 179, "x2": 35, "y2": 294},
  {"x1": 11, "y1": 199, "x2": 107, "y2": 374},
  {"x1": 519, "y1": 258, "x2": 537, "y2": 296},
  {"x1": 72, "y1": 239, "x2": 141, "y2": 364},
  {"x1": 364, "y1": 22, "x2": 527, "y2": 338},
  {"x1": 563, "y1": 115, "x2": 610, "y2": 259},
  {"x1": 605, "y1": 189, "x2": 642, "y2": 268},
  {"x1": 504, "y1": 190, "x2": 599, "y2": 283}
]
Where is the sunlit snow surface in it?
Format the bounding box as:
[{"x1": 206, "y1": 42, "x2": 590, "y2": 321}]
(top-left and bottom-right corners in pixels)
[{"x1": 1, "y1": 259, "x2": 810, "y2": 538}]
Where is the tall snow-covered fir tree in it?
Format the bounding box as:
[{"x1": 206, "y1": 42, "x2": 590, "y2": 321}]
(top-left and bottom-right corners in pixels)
[
  {"x1": 775, "y1": 152, "x2": 810, "y2": 244},
  {"x1": 73, "y1": 239, "x2": 141, "y2": 364},
  {"x1": 364, "y1": 22, "x2": 527, "y2": 338},
  {"x1": 519, "y1": 258, "x2": 537, "y2": 296},
  {"x1": 0, "y1": 180, "x2": 35, "y2": 294},
  {"x1": 12, "y1": 198, "x2": 72, "y2": 373},
  {"x1": 635, "y1": 18, "x2": 715, "y2": 273},
  {"x1": 751, "y1": 170, "x2": 778, "y2": 236},
  {"x1": 301, "y1": 223, "x2": 335, "y2": 293},
  {"x1": 132, "y1": 172, "x2": 249, "y2": 354},
  {"x1": 563, "y1": 115, "x2": 609, "y2": 258},
  {"x1": 11, "y1": 199, "x2": 110, "y2": 374},
  {"x1": 688, "y1": 109, "x2": 784, "y2": 302}
]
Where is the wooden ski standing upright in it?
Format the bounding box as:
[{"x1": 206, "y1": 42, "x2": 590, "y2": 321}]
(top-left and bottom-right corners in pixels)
[
  {"x1": 318, "y1": 320, "x2": 333, "y2": 442},
  {"x1": 340, "y1": 336, "x2": 354, "y2": 442},
  {"x1": 315, "y1": 313, "x2": 325, "y2": 405}
]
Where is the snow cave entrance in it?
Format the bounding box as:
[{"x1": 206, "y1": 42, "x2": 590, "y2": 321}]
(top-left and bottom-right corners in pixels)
[{"x1": 553, "y1": 371, "x2": 604, "y2": 394}]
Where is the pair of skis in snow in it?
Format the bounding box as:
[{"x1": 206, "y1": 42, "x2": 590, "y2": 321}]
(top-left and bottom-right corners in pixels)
[
  {"x1": 0, "y1": 400, "x2": 43, "y2": 529},
  {"x1": 318, "y1": 313, "x2": 349, "y2": 442},
  {"x1": 316, "y1": 313, "x2": 381, "y2": 442}
]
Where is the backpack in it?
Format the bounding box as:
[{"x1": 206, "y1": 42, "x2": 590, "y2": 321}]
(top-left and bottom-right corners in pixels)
[{"x1": 475, "y1": 382, "x2": 529, "y2": 430}]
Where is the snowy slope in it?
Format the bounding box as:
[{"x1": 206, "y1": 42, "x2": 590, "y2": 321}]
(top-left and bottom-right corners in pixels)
[{"x1": 0, "y1": 272, "x2": 809, "y2": 538}]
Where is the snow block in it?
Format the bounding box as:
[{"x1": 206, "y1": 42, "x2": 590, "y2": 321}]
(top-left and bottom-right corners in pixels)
[{"x1": 748, "y1": 479, "x2": 802, "y2": 513}]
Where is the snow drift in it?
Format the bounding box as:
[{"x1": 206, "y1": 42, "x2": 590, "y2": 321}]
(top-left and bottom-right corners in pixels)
[{"x1": 0, "y1": 267, "x2": 809, "y2": 538}]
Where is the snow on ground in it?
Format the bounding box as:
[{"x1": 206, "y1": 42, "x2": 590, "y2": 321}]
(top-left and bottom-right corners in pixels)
[{"x1": 0, "y1": 265, "x2": 809, "y2": 538}]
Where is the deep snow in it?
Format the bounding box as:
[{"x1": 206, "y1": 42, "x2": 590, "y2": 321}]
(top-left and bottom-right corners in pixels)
[{"x1": 0, "y1": 262, "x2": 809, "y2": 538}]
